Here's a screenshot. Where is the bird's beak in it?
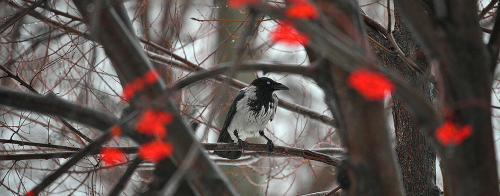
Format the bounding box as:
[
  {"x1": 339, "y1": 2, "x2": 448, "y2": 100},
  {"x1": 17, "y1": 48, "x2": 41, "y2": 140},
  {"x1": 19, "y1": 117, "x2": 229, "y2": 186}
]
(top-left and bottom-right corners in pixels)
[{"x1": 272, "y1": 83, "x2": 289, "y2": 91}]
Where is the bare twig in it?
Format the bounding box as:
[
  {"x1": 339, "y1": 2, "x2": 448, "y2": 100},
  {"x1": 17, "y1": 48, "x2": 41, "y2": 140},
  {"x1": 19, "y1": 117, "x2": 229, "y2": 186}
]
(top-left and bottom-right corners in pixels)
[
  {"x1": 384, "y1": 0, "x2": 424, "y2": 73},
  {"x1": 362, "y1": 14, "x2": 388, "y2": 35},
  {"x1": 0, "y1": 139, "x2": 80, "y2": 151},
  {"x1": 483, "y1": 27, "x2": 493, "y2": 33},
  {"x1": 190, "y1": 17, "x2": 274, "y2": 22},
  {"x1": 387, "y1": 0, "x2": 392, "y2": 32},
  {"x1": 480, "y1": 0, "x2": 498, "y2": 19},
  {"x1": 387, "y1": 32, "x2": 424, "y2": 73},
  {"x1": 363, "y1": 3, "x2": 424, "y2": 73},
  {"x1": 302, "y1": 186, "x2": 342, "y2": 196},
  {"x1": 366, "y1": 35, "x2": 397, "y2": 55},
  {"x1": 325, "y1": 186, "x2": 342, "y2": 196}
]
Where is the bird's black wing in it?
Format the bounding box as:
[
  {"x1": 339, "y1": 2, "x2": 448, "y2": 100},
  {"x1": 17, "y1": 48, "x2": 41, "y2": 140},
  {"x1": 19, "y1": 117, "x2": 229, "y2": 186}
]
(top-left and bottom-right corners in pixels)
[
  {"x1": 217, "y1": 90, "x2": 245, "y2": 143},
  {"x1": 215, "y1": 90, "x2": 245, "y2": 159}
]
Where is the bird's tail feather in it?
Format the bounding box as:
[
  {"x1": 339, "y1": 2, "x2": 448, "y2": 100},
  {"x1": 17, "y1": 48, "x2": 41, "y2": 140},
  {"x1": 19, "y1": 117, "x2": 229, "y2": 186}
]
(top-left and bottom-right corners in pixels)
[
  {"x1": 215, "y1": 129, "x2": 242, "y2": 159},
  {"x1": 214, "y1": 150, "x2": 242, "y2": 160}
]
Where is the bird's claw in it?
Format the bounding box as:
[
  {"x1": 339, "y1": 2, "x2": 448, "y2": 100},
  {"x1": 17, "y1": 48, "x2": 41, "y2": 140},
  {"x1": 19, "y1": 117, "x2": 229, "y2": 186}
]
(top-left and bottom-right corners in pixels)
[
  {"x1": 237, "y1": 139, "x2": 248, "y2": 151},
  {"x1": 266, "y1": 140, "x2": 274, "y2": 154}
]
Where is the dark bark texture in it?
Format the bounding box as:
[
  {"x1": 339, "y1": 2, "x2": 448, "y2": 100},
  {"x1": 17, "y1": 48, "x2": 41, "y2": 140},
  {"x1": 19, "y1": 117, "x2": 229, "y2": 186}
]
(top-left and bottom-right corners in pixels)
[
  {"x1": 366, "y1": 7, "x2": 440, "y2": 195},
  {"x1": 391, "y1": 10, "x2": 439, "y2": 196}
]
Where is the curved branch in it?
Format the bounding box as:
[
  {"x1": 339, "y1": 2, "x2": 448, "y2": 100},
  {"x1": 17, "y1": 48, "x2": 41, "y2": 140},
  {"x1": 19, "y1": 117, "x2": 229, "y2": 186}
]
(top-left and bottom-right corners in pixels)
[
  {"x1": 365, "y1": 6, "x2": 424, "y2": 73},
  {"x1": 168, "y1": 63, "x2": 314, "y2": 90},
  {"x1": 148, "y1": 52, "x2": 336, "y2": 127},
  {"x1": 387, "y1": 32, "x2": 424, "y2": 73}
]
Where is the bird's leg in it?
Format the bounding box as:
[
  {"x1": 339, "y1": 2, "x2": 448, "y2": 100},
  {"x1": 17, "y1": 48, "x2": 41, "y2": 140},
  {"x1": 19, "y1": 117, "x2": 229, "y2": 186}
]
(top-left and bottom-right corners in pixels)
[
  {"x1": 259, "y1": 130, "x2": 274, "y2": 153},
  {"x1": 234, "y1": 130, "x2": 247, "y2": 151}
]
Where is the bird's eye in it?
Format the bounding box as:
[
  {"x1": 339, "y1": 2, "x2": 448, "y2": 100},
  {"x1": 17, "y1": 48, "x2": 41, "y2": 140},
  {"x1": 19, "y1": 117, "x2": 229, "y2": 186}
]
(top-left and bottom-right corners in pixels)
[{"x1": 266, "y1": 81, "x2": 270, "y2": 85}]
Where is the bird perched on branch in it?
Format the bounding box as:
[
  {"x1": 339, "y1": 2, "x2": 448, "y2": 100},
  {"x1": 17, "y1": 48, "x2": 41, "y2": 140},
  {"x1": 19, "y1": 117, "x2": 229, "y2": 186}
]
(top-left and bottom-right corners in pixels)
[{"x1": 215, "y1": 77, "x2": 289, "y2": 159}]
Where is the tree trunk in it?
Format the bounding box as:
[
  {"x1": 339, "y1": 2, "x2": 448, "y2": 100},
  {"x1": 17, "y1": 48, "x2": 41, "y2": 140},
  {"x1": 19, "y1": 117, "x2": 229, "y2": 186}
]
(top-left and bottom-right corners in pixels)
[
  {"x1": 394, "y1": 0, "x2": 500, "y2": 195},
  {"x1": 391, "y1": 10, "x2": 439, "y2": 195},
  {"x1": 312, "y1": 0, "x2": 405, "y2": 195}
]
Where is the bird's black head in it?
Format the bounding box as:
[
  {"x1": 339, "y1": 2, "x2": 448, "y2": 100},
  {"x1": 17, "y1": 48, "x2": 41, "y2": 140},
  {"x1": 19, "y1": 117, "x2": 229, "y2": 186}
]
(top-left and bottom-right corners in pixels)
[{"x1": 250, "y1": 77, "x2": 289, "y2": 91}]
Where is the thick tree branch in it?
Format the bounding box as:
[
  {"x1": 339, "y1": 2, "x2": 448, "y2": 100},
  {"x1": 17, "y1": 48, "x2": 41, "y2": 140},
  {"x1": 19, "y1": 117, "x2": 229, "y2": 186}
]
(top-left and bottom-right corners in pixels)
[
  {"x1": 205, "y1": 143, "x2": 340, "y2": 166},
  {"x1": 0, "y1": 87, "x2": 118, "y2": 130},
  {"x1": 0, "y1": 142, "x2": 343, "y2": 167}
]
